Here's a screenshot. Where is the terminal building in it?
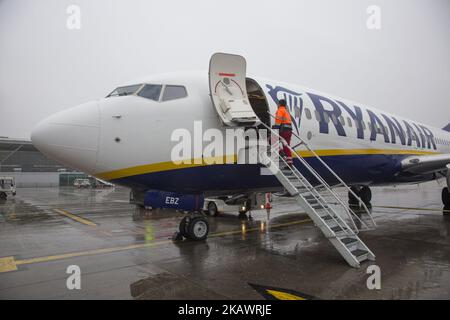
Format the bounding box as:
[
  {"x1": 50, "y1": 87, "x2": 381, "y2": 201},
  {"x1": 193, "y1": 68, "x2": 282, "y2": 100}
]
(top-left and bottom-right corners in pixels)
[{"x1": 0, "y1": 137, "x2": 88, "y2": 187}]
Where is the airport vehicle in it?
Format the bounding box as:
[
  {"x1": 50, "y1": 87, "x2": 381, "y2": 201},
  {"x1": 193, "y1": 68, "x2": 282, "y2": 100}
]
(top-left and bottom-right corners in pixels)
[
  {"x1": 31, "y1": 53, "x2": 450, "y2": 267},
  {"x1": 73, "y1": 178, "x2": 91, "y2": 188},
  {"x1": 0, "y1": 176, "x2": 16, "y2": 199},
  {"x1": 203, "y1": 193, "x2": 265, "y2": 217}
]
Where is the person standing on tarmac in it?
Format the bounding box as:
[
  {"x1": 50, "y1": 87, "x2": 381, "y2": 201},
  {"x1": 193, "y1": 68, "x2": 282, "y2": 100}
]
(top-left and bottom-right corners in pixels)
[{"x1": 273, "y1": 99, "x2": 293, "y2": 165}]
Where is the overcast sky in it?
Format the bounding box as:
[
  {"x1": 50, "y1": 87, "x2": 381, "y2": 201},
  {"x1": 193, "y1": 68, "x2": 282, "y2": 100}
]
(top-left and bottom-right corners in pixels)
[{"x1": 0, "y1": 0, "x2": 449, "y2": 139}]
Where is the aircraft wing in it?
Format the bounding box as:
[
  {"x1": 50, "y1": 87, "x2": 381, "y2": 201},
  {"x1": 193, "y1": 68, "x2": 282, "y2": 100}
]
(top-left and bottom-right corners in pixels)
[{"x1": 401, "y1": 153, "x2": 450, "y2": 175}]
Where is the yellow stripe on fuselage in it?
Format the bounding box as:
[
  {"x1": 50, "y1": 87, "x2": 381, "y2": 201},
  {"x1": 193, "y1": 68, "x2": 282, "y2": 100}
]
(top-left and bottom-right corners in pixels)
[
  {"x1": 95, "y1": 148, "x2": 439, "y2": 181},
  {"x1": 96, "y1": 155, "x2": 238, "y2": 180},
  {"x1": 295, "y1": 148, "x2": 437, "y2": 157}
]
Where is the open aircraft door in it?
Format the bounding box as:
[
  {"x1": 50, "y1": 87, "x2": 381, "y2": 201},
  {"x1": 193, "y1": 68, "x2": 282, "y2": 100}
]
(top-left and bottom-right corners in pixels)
[{"x1": 209, "y1": 53, "x2": 260, "y2": 127}]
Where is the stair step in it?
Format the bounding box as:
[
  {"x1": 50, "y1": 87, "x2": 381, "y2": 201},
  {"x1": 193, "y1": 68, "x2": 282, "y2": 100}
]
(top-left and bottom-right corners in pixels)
[
  {"x1": 340, "y1": 237, "x2": 358, "y2": 245},
  {"x1": 322, "y1": 215, "x2": 336, "y2": 221},
  {"x1": 306, "y1": 199, "x2": 318, "y2": 204},
  {"x1": 351, "y1": 249, "x2": 368, "y2": 257},
  {"x1": 331, "y1": 225, "x2": 346, "y2": 233},
  {"x1": 312, "y1": 204, "x2": 328, "y2": 210}
]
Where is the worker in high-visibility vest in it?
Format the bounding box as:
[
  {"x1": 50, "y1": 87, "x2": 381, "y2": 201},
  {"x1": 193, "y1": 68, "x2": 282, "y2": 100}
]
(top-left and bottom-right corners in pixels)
[{"x1": 273, "y1": 99, "x2": 293, "y2": 165}]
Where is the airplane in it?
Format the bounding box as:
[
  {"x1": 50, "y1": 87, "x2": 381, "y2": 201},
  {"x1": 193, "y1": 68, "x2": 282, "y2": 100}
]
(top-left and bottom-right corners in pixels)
[{"x1": 31, "y1": 52, "x2": 450, "y2": 254}]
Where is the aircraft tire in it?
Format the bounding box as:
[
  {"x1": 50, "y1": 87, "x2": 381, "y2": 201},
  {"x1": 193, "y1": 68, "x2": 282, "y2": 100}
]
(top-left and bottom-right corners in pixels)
[
  {"x1": 186, "y1": 216, "x2": 209, "y2": 241},
  {"x1": 442, "y1": 187, "x2": 450, "y2": 206},
  {"x1": 360, "y1": 186, "x2": 372, "y2": 204},
  {"x1": 179, "y1": 216, "x2": 190, "y2": 239},
  {"x1": 0, "y1": 192, "x2": 6, "y2": 200},
  {"x1": 348, "y1": 187, "x2": 359, "y2": 205},
  {"x1": 207, "y1": 202, "x2": 219, "y2": 217}
]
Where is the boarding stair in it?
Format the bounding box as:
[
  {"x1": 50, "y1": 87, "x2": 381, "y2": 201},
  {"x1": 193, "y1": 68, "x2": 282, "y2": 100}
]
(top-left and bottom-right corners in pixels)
[{"x1": 257, "y1": 121, "x2": 376, "y2": 268}]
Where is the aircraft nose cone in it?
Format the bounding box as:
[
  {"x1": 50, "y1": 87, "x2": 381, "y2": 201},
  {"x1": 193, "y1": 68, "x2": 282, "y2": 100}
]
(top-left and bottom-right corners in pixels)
[{"x1": 31, "y1": 101, "x2": 100, "y2": 173}]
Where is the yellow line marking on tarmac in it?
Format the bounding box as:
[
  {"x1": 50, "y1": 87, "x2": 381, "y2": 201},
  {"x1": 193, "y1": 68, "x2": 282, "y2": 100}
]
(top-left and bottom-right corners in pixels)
[
  {"x1": 0, "y1": 257, "x2": 18, "y2": 273},
  {"x1": 266, "y1": 289, "x2": 306, "y2": 300},
  {"x1": 372, "y1": 205, "x2": 450, "y2": 214},
  {"x1": 53, "y1": 209, "x2": 97, "y2": 226},
  {"x1": 0, "y1": 218, "x2": 311, "y2": 273},
  {"x1": 249, "y1": 282, "x2": 317, "y2": 300}
]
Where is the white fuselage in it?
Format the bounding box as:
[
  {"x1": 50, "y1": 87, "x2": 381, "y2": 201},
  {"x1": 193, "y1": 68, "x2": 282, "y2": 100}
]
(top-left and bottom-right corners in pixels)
[{"x1": 31, "y1": 71, "x2": 450, "y2": 195}]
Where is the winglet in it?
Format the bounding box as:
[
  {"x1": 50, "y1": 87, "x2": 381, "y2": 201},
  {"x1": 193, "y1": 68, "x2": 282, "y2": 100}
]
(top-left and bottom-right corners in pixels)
[{"x1": 443, "y1": 123, "x2": 450, "y2": 132}]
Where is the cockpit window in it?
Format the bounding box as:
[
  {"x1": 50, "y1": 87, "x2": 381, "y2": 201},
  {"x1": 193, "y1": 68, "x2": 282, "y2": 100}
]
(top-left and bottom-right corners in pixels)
[
  {"x1": 137, "y1": 84, "x2": 163, "y2": 101},
  {"x1": 162, "y1": 85, "x2": 187, "y2": 101},
  {"x1": 107, "y1": 84, "x2": 142, "y2": 97}
]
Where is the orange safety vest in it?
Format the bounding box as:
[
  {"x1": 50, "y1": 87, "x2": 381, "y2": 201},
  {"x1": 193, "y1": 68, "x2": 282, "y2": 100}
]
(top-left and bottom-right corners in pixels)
[{"x1": 275, "y1": 106, "x2": 292, "y2": 125}]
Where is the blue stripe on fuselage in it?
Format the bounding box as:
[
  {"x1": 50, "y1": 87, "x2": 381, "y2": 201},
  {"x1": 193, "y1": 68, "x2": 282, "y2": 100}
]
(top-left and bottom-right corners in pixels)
[{"x1": 111, "y1": 153, "x2": 429, "y2": 194}]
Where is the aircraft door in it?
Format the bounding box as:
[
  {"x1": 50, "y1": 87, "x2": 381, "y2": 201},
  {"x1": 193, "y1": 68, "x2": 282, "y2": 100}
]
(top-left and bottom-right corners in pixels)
[{"x1": 209, "y1": 53, "x2": 260, "y2": 127}]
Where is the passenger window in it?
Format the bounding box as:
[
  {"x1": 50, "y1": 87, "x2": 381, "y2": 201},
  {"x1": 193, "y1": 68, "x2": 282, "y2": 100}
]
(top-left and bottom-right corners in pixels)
[
  {"x1": 362, "y1": 122, "x2": 366, "y2": 130},
  {"x1": 347, "y1": 117, "x2": 352, "y2": 128},
  {"x1": 305, "y1": 108, "x2": 312, "y2": 120},
  {"x1": 339, "y1": 116, "x2": 345, "y2": 125},
  {"x1": 138, "y1": 84, "x2": 162, "y2": 101},
  {"x1": 162, "y1": 85, "x2": 187, "y2": 101},
  {"x1": 324, "y1": 114, "x2": 330, "y2": 123},
  {"x1": 315, "y1": 110, "x2": 320, "y2": 121}
]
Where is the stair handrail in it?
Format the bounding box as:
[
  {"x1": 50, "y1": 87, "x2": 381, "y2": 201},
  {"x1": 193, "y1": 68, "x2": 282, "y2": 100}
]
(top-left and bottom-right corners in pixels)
[
  {"x1": 259, "y1": 119, "x2": 376, "y2": 230},
  {"x1": 264, "y1": 113, "x2": 375, "y2": 225},
  {"x1": 264, "y1": 129, "x2": 367, "y2": 232},
  {"x1": 263, "y1": 144, "x2": 357, "y2": 236},
  {"x1": 261, "y1": 126, "x2": 362, "y2": 232},
  {"x1": 288, "y1": 131, "x2": 376, "y2": 229}
]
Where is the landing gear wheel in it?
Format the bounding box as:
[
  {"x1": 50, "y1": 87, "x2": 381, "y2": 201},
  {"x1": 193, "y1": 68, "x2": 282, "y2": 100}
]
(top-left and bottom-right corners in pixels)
[
  {"x1": 207, "y1": 202, "x2": 218, "y2": 217},
  {"x1": 0, "y1": 192, "x2": 6, "y2": 200},
  {"x1": 185, "y1": 216, "x2": 209, "y2": 241},
  {"x1": 442, "y1": 187, "x2": 450, "y2": 206},
  {"x1": 179, "y1": 216, "x2": 190, "y2": 239},
  {"x1": 348, "y1": 186, "x2": 359, "y2": 205},
  {"x1": 359, "y1": 186, "x2": 372, "y2": 204}
]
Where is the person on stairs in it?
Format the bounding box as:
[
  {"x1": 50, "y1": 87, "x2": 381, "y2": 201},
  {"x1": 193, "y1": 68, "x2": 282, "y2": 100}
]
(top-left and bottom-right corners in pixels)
[{"x1": 273, "y1": 99, "x2": 293, "y2": 165}]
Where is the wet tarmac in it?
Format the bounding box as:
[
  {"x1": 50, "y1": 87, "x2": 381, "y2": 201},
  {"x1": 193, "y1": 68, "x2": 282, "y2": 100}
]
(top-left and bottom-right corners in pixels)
[{"x1": 1, "y1": 182, "x2": 450, "y2": 299}]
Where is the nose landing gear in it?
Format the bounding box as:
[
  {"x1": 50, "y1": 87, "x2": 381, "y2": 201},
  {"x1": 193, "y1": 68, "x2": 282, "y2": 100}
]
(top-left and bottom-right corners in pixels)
[
  {"x1": 348, "y1": 186, "x2": 372, "y2": 205},
  {"x1": 172, "y1": 214, "x2": 210, "y2": 242}
]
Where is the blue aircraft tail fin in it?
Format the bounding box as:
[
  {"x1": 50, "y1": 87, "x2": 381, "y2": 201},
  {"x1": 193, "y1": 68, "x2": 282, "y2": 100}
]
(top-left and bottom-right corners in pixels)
[{"x1": 443, "y1": 123, "x2": 450, "y2": 132}]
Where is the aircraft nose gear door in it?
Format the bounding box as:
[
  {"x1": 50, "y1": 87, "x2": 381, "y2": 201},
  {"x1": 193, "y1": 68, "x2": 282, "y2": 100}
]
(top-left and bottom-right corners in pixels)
[{"x1": 209, "y1": 53, "x2": 260, "y2": 127}]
